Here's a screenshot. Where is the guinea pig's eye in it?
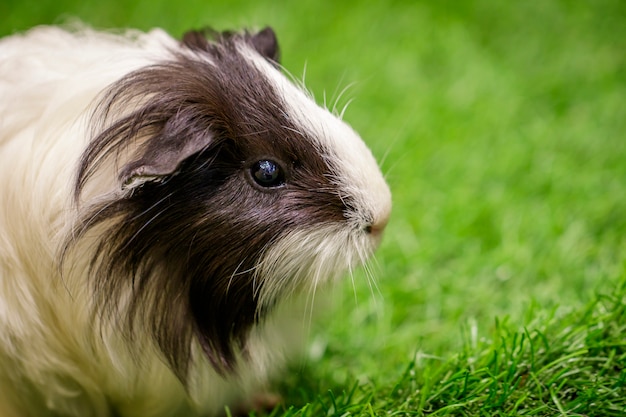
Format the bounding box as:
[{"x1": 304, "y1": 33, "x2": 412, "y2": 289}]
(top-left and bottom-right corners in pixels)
[{"x1": 250, "y1": 159, "x2": 285, "y2": 188}]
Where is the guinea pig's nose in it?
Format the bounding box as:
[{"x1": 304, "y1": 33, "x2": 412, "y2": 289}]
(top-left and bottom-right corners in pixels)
[{"x1": 365, "y1": 214, "x2": 389, "y2": 237}]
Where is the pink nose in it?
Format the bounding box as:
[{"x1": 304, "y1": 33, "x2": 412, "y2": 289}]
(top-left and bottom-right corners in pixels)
[{"x1": 366, "y1": 214, "x2": 389, "y2": 236}]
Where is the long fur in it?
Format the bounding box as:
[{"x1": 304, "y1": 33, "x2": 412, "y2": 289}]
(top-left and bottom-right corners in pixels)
[{"x1": 0, "y1": 25, "x2": 391, "y2": 416}]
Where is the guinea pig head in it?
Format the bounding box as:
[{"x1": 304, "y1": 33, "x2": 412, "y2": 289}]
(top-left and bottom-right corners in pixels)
[{"x1": 70, "y1": 28, "x2": 391, "y2": 377}]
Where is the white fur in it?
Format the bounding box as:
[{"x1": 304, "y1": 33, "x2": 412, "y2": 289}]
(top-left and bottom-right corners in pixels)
[{"x1": 0, "y1": 26, "x2": 391, "y2": 416}]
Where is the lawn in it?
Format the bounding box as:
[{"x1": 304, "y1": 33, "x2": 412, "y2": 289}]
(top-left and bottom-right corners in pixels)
[{"x1": 3, "y1": 0, "x2": 625, "y2": 415}]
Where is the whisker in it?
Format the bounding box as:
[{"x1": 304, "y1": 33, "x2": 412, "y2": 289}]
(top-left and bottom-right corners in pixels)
[
  {"x1": 347, "y1": 260, "x2": 359, "y2": 306},
  {"x1": 119, "y1": 207, "x2": 168, "y2": 251},
  {"x1": 365, "y1": 260, "x2": 383, "y2": 301},
  {"x1": 128, "y1": 193, "x2": 173, "y2": 222},
  {"x1": 332, "y1": 81, "x2": 357, "y2": 117},
  {"x1": 228, "y1": 258, "x2": 249, "y2": 295},
  {"x1": 301, "y1": 60, "x2": 309, "y2": 95},
  {"x1": 280, "y1": 124, "x2": 307, "y2": 139},
  {"x1": 338, "y1": 97, "x2": 355, "y2": 120},
  {"x1": 377, "y1": 113, "x2": 415, "y2": 170}
]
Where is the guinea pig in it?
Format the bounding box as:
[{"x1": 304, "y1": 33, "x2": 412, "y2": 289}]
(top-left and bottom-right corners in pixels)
[{"x1": 0, "y1": 24, "x2": 391, "y2": 417}]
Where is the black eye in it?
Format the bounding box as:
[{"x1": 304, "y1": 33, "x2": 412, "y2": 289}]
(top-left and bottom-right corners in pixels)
[{"x1": 251, "y1": 159, "x2": 285, "y2": 188}]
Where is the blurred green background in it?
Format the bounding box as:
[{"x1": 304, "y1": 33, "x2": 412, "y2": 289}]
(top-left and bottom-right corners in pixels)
[{"x1": 3, "y1": 0, "x2": 625, "y2": 414}]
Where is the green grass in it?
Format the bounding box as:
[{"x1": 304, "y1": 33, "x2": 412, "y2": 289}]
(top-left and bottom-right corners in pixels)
[
  {"x1": 276, "y1": 281, "x2": 626, "y2": 416},
  {"x1": 3, "y1": 0, "x2": 626, "y2": 415}
]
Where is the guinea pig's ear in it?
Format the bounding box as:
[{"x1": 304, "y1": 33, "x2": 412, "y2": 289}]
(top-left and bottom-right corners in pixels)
[
  {"x1": 250, "y1": 27, "x2": 280, "y2": 64},
  {"x1": 120, "y1": 129, "x2": 213, "y2": 191}
]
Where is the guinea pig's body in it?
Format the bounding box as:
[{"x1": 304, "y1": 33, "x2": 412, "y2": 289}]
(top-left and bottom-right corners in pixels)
[{"x1": 0, "y1": 25, "x2": 391, "y2": 416}]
